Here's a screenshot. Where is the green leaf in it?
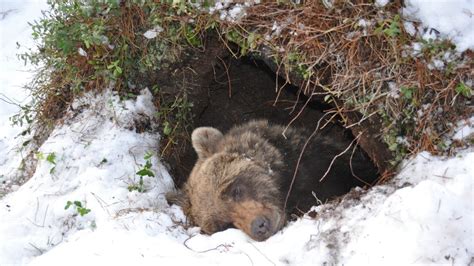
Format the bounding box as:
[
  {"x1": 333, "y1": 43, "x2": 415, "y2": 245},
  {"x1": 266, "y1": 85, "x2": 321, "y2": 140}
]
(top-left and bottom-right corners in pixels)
[
  {"x1": 144, "y1": 160, "x2": 152, "y2": 169},
  {"x1": 65, "y1": 201, "x2": 72, "y2": 210},
  {"x1": 247, "y1": 32, "x2": 256, "y2": 49},
  {"x1": 455, "y1": 82, "x2": 472, "y2": 98},
  {"x1": 78, "y1": 207, "x2": 91, "y2": 216},
  {"x1": 184, "y1": 25, "x2": 201, "y2": 47},
  {"x1": 144, "y1": 152, "x2": 153, "y2": 160},
  {"x1": 36, "y1": 152, "x2": 44, "y2": 160},
  {"x1": 400, "y1": 87, "x2": 414, "y2": 100},
  {"x1": 136, "y1": 168, "x2": 155, "y2": 177},
  {"x1": 46, "y1": 152, "x2": 56, "y2": 165},
  {"x1": 388, "y1": 142, "x2": 398, "y2": 151},
  {"x1": 376, "y1": 15, "x2": 400, "y2": 38},
  {"x1": 163, "y1": 121, "x2": 172, "y2": 136}
]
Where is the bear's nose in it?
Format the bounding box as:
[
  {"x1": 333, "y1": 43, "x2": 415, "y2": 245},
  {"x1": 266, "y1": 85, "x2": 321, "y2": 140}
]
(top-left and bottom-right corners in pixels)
[{"x1": 251, "y1": 216, "x2": 272, "y2": 240}]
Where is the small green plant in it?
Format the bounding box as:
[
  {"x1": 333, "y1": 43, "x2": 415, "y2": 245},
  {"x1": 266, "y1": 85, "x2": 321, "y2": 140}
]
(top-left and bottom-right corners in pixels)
[
  {"x1": 183, "y1": 24, "x2": 202, "y2": 47},
  {"x1": 380, "y1": 104, "x2": 416, "y2": 166},
  {"x1": 162, "y1": 121, "x2": 173, "y2": 136},
  {"x1": 284, "y1": 51, "x2": 314, "y2": 81},
  {"x1": 36, "y1": 152, "x2": 57, "y2": 174},
  {"x1": 65, "y1": 200, "x2": 91, "y2": 216},
  {"x1": 156, "y1": 94, "x2": 194, "y2": 155},
  {"x1": 127, "y1": 181, "x2": 145, "y2": 193},
  {"x1": 9, "y1": 104, "x2": 33, "y2": 128},
  {"x1": 107, "y1": 60, "x2": 123, "y2": 78},
  {"x1": 383, "y1": 127, "x2": 410, "y2": 166},
  {"x1": 128, "y1": 151, "x2": 155, "y2": 193},
  {"x1": 46, "y1": 153, "x2": 56, "y2": 165},
  {"x1": 421, "y1": 39, "x2": 455, "y2": 57},
  {"x1": 375, "y1": 15, "x2": 401, "y2": 38},
  {"x1": 400, "y1": 86, "x2": 414, "y2": 100},
  {"x1": 136, "y1": 151, "x2": 155, "y2": 178},
  {"x1": 455, "y1": 82, "x2": 472, "y2": 98},
  {"x1": 226, "y1": 29, "x2": 248, "y2": 56}
]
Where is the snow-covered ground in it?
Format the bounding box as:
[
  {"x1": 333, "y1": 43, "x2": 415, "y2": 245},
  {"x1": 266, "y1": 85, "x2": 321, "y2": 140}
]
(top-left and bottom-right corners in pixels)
[
  {"x1": 1, "y1": 1, "x2": 473, "y2": 265},
  {"x1": 0, "y1": 0, "x2": 48, "y2": 187},
  {"x1": 403, "y1": 0, "x2": 474, "y2": 52}
]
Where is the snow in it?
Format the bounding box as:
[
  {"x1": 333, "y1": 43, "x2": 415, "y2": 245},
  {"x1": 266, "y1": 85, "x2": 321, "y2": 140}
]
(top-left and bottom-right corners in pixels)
[
  {"x1": 0, "y1": 0, "x2": 49, "y2": 185},
  {"x1": 209, "y1": 1, "x2": 248, "y2": 22},
  {"x1": 0, "y1": 1, "x2": 473, "y2": 266},
  {"x1": 77, "y1": 48, "x2": 87, "y2": 57},
  {"x1": 376, "y1": 0, "x2": 390, "y2": 7},
  {"x1": 453, "y1": 117, "x2": 474, "y2": 140},
  {"x1": 0, "y1": 88, "x2": 177, "y2": 264},
  {"x1": 143, "y1": 26, "x2": 163, "y2": 40},
  {"x1": 2, "y1": 126, "x2": 472, "y2": 265},
  {"x1": 403, "y1": 21, "x2": 417, "y2": 36},
  {"x1": 387, "y1": 81, "x2": 400, "y2": 98},
  {"x1": 344, "y1": 151, "x2": 473, "y2": 265},
  {"x1": 403, "y1": 0, "x2": 474, "y2": 52}
]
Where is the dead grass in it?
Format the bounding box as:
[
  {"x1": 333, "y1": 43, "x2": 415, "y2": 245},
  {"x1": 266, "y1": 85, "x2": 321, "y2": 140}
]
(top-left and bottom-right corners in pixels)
[
  {"x1": 20, "y1": 1, "x2": 472, "y2": 182},
  {"x1": 212, "y1": 0, "x2": 472, "y2": 170}
]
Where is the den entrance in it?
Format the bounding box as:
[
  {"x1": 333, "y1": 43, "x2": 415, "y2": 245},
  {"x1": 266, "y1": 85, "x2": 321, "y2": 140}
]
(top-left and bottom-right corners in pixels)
[{"x1": 164, "y1": 53, "x2": 380, "y2": 203}]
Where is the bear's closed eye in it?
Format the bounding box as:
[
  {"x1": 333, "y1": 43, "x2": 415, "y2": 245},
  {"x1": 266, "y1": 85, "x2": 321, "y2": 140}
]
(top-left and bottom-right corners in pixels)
[{"x1": 230, "y1": 185, "x2": 243, "y2": 200}]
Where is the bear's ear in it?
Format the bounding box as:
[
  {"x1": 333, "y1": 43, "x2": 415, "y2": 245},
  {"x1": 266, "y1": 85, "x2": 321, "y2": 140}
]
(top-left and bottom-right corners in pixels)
[{"x1": 191, "y1": 127, "x2": 223, "y2": 159}]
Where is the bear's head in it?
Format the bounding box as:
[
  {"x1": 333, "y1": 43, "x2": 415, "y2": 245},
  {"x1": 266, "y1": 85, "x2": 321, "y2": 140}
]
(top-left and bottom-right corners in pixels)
[{"x1": 169, "y1": 126, "x2": 286, "y2": 241}]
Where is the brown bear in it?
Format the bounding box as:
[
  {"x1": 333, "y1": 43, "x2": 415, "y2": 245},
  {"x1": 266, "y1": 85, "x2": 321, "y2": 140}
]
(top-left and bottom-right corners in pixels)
[{"x1": 169, "y1": 120, "x2": 377, "y2": 241}]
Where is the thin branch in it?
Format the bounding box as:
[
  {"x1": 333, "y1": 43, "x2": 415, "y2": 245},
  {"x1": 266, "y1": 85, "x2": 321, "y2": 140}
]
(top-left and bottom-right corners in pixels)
[
  {"x1": 284, "y1": 112, "x2": 331, "y2": 211},
  {"x1": 319, "y1": 132, "x2": 362, "y2": 182},
  {"x1": 217, "y1": 56, "x2": 233, "y2": 98}
]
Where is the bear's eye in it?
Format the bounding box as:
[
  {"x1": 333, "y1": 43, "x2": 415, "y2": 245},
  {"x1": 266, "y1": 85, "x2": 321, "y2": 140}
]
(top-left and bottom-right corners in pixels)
[{"x1": 230, "y1": 185, "x2": 243, "y2": 201}]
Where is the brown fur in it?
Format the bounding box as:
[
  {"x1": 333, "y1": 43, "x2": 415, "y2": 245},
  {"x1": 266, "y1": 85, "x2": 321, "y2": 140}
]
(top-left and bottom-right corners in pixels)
[
  {"x1": 230, "y1": 200, "x2": 282, "y2": 240},
  {"x1": 168, "y1": 119, "x2": 377, "y2": 241}
]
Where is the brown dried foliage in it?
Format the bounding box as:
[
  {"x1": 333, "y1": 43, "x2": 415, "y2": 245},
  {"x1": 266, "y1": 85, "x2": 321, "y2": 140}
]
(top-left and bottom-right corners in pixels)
[{"x1": 216, "y1": 0, "x2": 472, "y2": 160}]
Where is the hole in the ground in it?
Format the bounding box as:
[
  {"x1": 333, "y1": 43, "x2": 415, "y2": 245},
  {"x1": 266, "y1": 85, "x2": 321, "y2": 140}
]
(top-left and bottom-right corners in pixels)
[{"x1": 167, "y1": 55, "x2": 379, "y2": 212}]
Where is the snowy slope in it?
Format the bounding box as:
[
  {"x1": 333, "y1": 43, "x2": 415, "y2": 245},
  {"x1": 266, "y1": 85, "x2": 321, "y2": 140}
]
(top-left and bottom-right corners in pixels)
[
  {"x1": 1, "y1": 87, "x2": 471, "y2": 266},
  {"x1": 1, "y1": 1, "x2": 473, "y2": 266},
  {"x1": 0, "y1": 89, "x2": 179, "y2": 264},
  {"x1": 0, "y1": 0, "x2": 49, "y2": 188}
]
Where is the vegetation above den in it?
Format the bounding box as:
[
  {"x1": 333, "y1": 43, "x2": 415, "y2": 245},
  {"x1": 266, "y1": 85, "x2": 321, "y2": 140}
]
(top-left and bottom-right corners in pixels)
[{"x1": 15, "y1": 0, "x2": 472, "y2": 179}]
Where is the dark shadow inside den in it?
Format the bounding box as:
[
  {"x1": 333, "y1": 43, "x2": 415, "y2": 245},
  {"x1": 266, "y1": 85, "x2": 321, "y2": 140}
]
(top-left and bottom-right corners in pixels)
[{"x1": 164, "y1": 54, "x2": 380, "y2": 208}]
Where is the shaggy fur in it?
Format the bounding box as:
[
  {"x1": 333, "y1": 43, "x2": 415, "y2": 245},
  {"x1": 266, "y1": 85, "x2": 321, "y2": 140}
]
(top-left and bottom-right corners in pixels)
[{"x1": 168, "y1": 120, "x2": 377, "y2": 241}]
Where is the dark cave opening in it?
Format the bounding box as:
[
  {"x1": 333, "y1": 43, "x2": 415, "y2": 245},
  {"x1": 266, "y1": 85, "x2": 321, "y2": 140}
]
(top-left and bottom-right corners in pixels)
[{"x1": 165, "y1": 54, "x2": 380, "y2": 205}]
